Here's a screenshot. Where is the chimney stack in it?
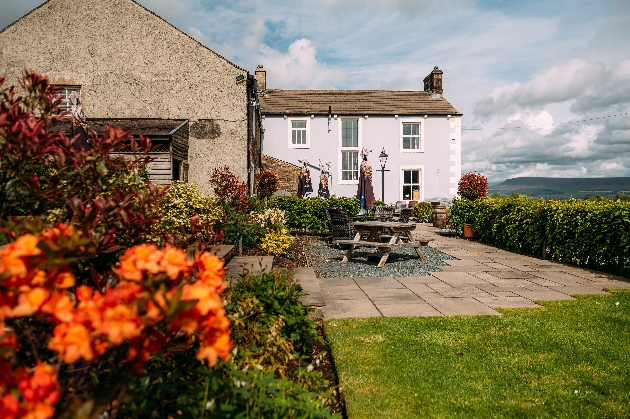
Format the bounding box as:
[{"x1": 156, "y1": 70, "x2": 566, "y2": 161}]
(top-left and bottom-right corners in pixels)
[
  {"x1": 255, "y1": 65, "x2": 266, "y2": 92},
  {"x1": 423, "y1": 66, "x2": 443, "y2": 98}
]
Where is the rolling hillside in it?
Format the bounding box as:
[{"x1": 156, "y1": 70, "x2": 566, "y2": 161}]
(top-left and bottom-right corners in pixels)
[{"x1": 488, "y1": 177, "x2": 630, "y2": 199}]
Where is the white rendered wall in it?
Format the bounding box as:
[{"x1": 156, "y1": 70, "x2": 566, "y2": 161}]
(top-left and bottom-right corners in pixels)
[{"x1": 261, "y1": 114, "x2": 458, "y2": 203}]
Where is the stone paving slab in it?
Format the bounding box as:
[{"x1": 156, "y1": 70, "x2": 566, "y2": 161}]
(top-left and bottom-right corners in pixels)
[
  {"x1": 225, "y1": 256, "x2": 273, "y2": 278},
  {"x1": 377, "y1": 303, "x2": 442, "y2": 317},
  {"x1": 307, "y1": 223, "x2": 630, "y2": 319},
  {"x1": 423, "y1": 297, "x2": 501, "y2": 316},
  {"x1": 323, "y1": 299, "x2": 381, "y2": 318},
  {"x1": 547, "y1": 286, "x2": 610, "y2": 295},
  {"x1": 430, "y1": 271, "x2": 488, "y2": 285},
  {"x1": 510, "y1": 289, "x2": 576, "y2": 301},
  {"x1": 473, "y1": 296, "x2": 542, "y2": 309}
]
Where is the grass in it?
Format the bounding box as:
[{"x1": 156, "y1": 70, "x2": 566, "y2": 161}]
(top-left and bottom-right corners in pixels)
[{"x1": 325, "y1": 290, "x2": 630, "y2": 418}]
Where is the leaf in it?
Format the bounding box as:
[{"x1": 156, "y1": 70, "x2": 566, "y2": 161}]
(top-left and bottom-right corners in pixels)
[{"x1": 96, "y1": 160, "x2": 108, "y2": 176}]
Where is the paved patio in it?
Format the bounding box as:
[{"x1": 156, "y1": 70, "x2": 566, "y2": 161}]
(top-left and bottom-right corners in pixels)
[{"x1": 294, "y1": 224, "x2": 630, "y2": 319}]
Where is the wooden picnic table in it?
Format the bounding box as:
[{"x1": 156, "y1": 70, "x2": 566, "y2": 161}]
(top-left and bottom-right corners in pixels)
[{"x1": 333, "y1": 221, "x2": 433, "y2": 268}]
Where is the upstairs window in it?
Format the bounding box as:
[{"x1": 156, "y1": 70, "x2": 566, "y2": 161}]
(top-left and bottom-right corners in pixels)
[
  {"x1": 289, "y1": 119, "x2": 309, "y2": 148},
  {"x1": 52, "y1": 85, "x2": 82, "y2": 115},
  {"x1": 292, "y1": 121, "x2": 307, "y2": 144},
  {"x1": 402, "y1": 123, "x2": 420, "y2": 149}
]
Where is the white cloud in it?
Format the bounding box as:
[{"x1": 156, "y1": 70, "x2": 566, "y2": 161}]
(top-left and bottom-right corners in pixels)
[
  {"x1": 258, "y1": 39, "x2": 346, "y2": 89},
  {"x1": 474, "y1": 58, "x2": 606, "y2": 118}
]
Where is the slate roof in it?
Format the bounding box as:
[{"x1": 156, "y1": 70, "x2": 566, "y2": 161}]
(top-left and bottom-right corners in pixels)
[{"x1": 259, "y1": 90, "x2": 460, "y2": 116}]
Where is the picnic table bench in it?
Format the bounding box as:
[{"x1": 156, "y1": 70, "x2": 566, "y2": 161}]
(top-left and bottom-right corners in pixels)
[{"x1": 333, "y1": 221, "x2": 434, "y2": 268}]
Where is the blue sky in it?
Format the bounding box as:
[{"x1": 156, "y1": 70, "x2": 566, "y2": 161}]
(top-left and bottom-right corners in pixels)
[{"x1": 2, "y1": 0, "x2": 629, "y2": 183}]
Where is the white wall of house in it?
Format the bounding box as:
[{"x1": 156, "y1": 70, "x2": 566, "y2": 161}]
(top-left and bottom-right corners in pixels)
[{"x1": 261, "y1": 113, "x2": 461, "y2": 203}]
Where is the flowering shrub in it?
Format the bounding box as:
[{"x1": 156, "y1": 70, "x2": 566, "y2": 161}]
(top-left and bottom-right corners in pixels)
[
  {"x1": 412, "y1": 201, "x2": 434, "y2": 223},
  {"x1": 156, "y1": 181, "x2": 223, "y2": 236},
  {"x1": 260, "y1": 228, "x2": 295, "y2": 258},
  {"x1": 253, "y1": 208, "x2": 286, "y2": 232},
  {"x1": 210, "y1": 166, "x2": 249, "y2": 212},
  {"x1": 255, "y1": 169, "x2": 279, "y2": 200},
  {"x1": 457, "y1": 172, "x2": 488, "y2": 200},
  {"x1": 0, "y1": 225, "x2": 230, "y2": 418}
]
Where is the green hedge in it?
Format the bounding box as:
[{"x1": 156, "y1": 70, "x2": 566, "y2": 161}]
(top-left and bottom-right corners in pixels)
[
  {"x1": 268, "y1": 196, "x2": 361, "y2": 233},
  {"x1": 449, "y1": 196, "x2": 630, "y2": 278}
]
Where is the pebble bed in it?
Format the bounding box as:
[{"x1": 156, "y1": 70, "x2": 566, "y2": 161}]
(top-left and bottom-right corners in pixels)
[{"x1": 303, "y1": 236, "x2": 455, "y2": 278}]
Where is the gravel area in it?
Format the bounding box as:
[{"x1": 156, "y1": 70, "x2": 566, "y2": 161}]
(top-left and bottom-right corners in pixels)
[{"x1": 303, "y1": 236, "x2": 455, "y2": 278}]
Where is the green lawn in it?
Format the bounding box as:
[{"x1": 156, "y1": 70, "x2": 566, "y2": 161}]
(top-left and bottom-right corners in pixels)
[{"x1": 325, "y1": 290, "x2": 630, "y2": 418}]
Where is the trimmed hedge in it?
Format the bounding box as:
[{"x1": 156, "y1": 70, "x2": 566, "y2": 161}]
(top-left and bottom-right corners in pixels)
[
  {"x1": 449, "y1": 196, "x2": 630, "y2": 278},
  {"x1": 268, "y1": 196, "x2": 361, "y2": 233}
]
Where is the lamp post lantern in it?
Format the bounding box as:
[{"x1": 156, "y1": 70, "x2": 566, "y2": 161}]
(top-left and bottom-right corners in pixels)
[{"x1": 377, "y1": 148, "x2": 389, "y2": 202}]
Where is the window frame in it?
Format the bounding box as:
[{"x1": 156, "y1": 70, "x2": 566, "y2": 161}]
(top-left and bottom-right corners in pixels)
[
  {"x1": 399, "y1": 165, "x2": 424, "y2": 201},
  {"x1": 288, "y1": 117, "x2": 310, "y2": 149},
  {"x1": 52, "y1": 85, "x2": 82, "y2": 116},
  {"x1": 399, "y1": 119, "x2": 424, "y2": 153},
  {"x1": 338, "y1": 117, "x2": 362, "y2": 184}
]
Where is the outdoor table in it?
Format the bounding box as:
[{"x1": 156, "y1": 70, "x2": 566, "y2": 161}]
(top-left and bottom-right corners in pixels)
[{"x1": 333, "y1": 221, "x2": 433, "y2": 268}]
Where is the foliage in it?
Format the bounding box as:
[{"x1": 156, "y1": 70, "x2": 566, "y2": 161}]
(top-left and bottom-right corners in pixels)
[
  {"x1": 253, "y1": 208, "x2": 286, "y2": 232},
  {"x1": 255, "y1": 169, "x2": 279, "y2": 200},
  {"x1": 217, "y1": 211, "x2": 266, "y2": 247},
  {"x1": 457, "y1": 172, "x2": 488, "y2": 200},
  {"x1": 326, "y1": 291, "x2": 630, "y2": 418},
  {"x1": 616, "y1": 193, "x2": 630, "y2": 201},
  {"x1": 210, "y1": 166, "x2": 249, "y2": 212},
  {"x1": 260, "y1": 228, "x2": 295, "y2": 258},
  {"x1": 269, "y1": 196, "x2": 361, "y2": 233},
  {"x1": 0, "y1": 226, "x2": 230, "y2": 418},
  {"x1": 449, "y1": 196, "x2": 630, "y2": 278},
  {"x1": 226, "y1": 271, "x2": 323, "y2": 357},
  {"x1": 121, "y1": 271, "x2": 336, "y2": 419},
  {"x1": 155, "y1": 181, "x2": 223, "y2": 236},
  {"x1": 412, "y1": 201, "x2": 433, "y2": 223}
]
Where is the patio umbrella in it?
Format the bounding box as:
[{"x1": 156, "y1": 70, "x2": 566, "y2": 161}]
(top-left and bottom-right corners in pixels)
[
  {"x1": 68, "y1": 91, "x2": 91, "y2": 151},
  {"x1": 357, "y1": 147, "x2": 375, "y2": 214}
]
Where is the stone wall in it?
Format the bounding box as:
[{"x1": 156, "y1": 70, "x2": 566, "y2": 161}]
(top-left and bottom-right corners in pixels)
[
  {"x1": 261, "y1": 154, "x2": 300, "y2": 195},
  {"x1": 0, "y1": 0, "x2": 249, "y2": 196}
]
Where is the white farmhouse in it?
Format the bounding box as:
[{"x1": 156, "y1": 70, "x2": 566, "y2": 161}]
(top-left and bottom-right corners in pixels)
[{"x1": 257, "y1": 66, "x2": 461, "y2": 204}]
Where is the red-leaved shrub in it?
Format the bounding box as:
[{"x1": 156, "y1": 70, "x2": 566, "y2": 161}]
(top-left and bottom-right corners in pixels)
[{"x1": 458, "y1": 172, "x2": 488, "y2": 200}]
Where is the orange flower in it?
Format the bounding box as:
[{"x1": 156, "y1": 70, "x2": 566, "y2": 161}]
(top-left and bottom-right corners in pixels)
[
  {"x1": 160, "y1": 246, "x2": 191, "y2": 280},
  {"x1": 16, "y1": 362, "x2": 59, "y2": 404},
  {"x1": 10, "y1": 288, "x2": 50, "y2": 318},
  {"x1": 196, "y1": 321, "x2": 231, "y2": 366},
  {"x1": 116, "y1": 244, "x2": 163, "y2": 281},
  {"x1": 100, "y1": 304, "x2": 142, "y2": 345},
  {"x1": 48, "y1": 323, "x2": 94, "y2": 363},
  {"x1": 195, "y1": 253, "x2": 225, "y2": 291},
  {"x1": 40, "y1": 292, "x2": 74, "y2": 323},
  {"x1": 0, "y1": 393, "x2": 19, "y2": 419},
  {"x1": 52, "y1": 270, "x2": 75, "y2": 289}
]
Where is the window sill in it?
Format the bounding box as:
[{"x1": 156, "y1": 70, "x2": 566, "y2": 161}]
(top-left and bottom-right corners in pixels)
[
  {"x1": 289, "y1": 144, "x2": 310, "y2": 149},
  {"x1": 400, "y1": 148, "x2": 424, "y2": 153}
]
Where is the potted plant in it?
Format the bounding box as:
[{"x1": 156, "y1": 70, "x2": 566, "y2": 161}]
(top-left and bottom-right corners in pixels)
[{"x1": 457, "y1": 172, "x2": 488, "y2": 239}]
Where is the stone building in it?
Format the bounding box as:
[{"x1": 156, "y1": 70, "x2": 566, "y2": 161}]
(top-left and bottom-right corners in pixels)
[
  {"x1": 0, "y1": 0, "x2": 261, "y2": 193},
  {"x1": 258, "y1": 65, "x2": 462, "y2": 203}
]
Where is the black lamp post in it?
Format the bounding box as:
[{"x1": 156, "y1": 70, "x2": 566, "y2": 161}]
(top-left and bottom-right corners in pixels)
[{"x1": 377, "y1": 148, "x2": 389, "y2": 202}]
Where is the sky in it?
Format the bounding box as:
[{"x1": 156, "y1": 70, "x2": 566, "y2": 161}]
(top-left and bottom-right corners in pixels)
[{"x1": 2, "y1": 0, "x2": 629, "y2": 183}]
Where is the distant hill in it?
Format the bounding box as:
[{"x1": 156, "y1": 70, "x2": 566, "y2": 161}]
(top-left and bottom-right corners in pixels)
[{"x1": 488, "y1": 177, "x2": 630, "y2": 199}]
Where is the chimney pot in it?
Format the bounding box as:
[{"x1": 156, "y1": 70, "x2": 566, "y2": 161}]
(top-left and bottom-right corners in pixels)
[{"x1": 255, "y1": 65, "x2": 266, "y2": 92}]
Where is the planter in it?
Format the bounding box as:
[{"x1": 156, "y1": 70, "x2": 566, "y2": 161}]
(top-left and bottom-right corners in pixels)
[{"x1": 463, "y1": 224, "x2": 475, "y2": 239}]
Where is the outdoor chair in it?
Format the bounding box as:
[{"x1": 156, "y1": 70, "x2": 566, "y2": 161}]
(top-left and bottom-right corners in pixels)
[
  {"x1": 399, "y1": 208, "x2": 412, "y2": 223},
  {"x1": 374, "y1": 206, "x2": 395, "y2": 221},
  {"x1": 325, "y1": 208, "x2": 355, "y2": 242}
]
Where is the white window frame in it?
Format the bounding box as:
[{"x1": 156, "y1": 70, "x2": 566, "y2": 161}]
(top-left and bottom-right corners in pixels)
[
  {"x1": 52, "y1": 85, "x2": 82, "y2": 115},
  {"x1": 399, "y1": 118, "x2": 424, "y2": 153},
  {"x1": 338, "y1": 117, "x2": 362, "y2": 184},
  {"x1": 288, "y1": 117, "x2": 310, "y2": 149},
  {"x1": 399, "y1": 165, "x2": 424, "y2": 201}
]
